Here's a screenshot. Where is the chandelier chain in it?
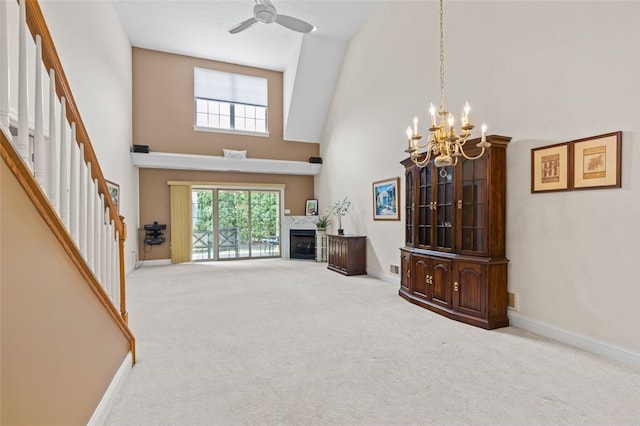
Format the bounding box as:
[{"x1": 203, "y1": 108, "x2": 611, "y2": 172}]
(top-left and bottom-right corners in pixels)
[
  {"x1": 439, "y1": 0, "x2": 445, "y2": 112},
  {"x1": 404, "y1": 0, "x2": 490, "y2": 169}
]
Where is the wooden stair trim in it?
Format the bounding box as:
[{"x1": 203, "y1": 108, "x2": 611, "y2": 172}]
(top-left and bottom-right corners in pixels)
[{"x1": 1, "y1": 132, "x2": 136, "y2": 362}]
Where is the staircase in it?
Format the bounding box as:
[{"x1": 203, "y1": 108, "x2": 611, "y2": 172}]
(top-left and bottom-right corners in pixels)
[{"x1": 1, "y1": 0, "x2": 135, "y2": 423}]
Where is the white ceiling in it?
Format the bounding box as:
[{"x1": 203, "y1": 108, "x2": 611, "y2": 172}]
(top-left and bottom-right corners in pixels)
[{"x1": 112, "y1": 0, "x2": 380, "y2": 72}]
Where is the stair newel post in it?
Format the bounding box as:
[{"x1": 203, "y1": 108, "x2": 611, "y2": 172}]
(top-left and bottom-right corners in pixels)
[
  {"x1": 96, "y1": 189, "x2": 103, "y2": 283},
  {"x1": 109, "y1": 219, "x2": 116, "y2": 303},
  {"x1": 69, "y1": 123, "x2": 79, "y2": 243},
  {"x1": 0, "y1": 0, "x2": 10, "y2": 131},
  {"x1": 33, "y1": 34, "x2": 47, "y2": 188},
  {"x1": 47, "y1": 68, "x2": 58, "y2": 209},
  {"x1": 118, "y1": 216, "x2": 128, "y2": 324},
  {"x1": 101, "y1": 204, "x2": 108, "y2": 290},
  {"x1": 105, "y1": 213, "x2": 112, "y2": 298},
  {"x1": 16, "y1": 0, "x2": 29, "y2": 163},
  {"x1": 78, "y1": 143, "x2": 87, "y2": 258},
  {"x1": 86, "y1": 164, "x2": 95, "y2": 270},
  {"x1": 113, "y1": 226, "x2": 121, "y2": 310},
  {"x1": 113, "y1": 229, "x2": 120, "y2": 312}
]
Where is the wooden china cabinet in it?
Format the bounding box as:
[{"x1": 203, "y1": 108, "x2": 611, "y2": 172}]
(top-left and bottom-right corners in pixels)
[{"x1": 400, "y1": 135, "x2": 511, "y2": 329}]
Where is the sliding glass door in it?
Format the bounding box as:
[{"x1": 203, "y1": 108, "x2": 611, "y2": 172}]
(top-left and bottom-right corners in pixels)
[
  {"x1": 250, "y1": 191, "x2": 280, "y2": 258},
  {"x1": 192, "y1": 188, "x2": 281, "y2": 261}
]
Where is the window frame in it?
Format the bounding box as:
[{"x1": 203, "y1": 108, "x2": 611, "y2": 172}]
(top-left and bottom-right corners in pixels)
[
  {"x1": 194, "y1": 98, "x2": 269, "y2": 137},
  {"x1": 193, "y1": 67, "x2": 269, "y2": 137}
]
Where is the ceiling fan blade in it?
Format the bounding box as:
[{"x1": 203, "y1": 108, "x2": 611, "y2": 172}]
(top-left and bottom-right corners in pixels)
[
  {"x1": 275, "y1": 14, "x2": 315, "y2": 33},
  {"x1": 228, "y1": 17, "x2": 258, "y2": 34}
]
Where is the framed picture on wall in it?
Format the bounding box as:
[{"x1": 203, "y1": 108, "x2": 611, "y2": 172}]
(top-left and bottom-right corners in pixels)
[
  {"x1": 305, "y1": 199, "x2": 318, "y2": 216},
  {"x1": 572, "y1": 131, "x2": 622, "y2": 190},
  {"x1": 531, "y1": 143, "x2": 571, "y2": 193},
  {"x1": 372, "y1": 177, "x2": 400, "y2": 220},
  {"x1": 106, "y1": 180, "x2": 120, "y2": 214}
]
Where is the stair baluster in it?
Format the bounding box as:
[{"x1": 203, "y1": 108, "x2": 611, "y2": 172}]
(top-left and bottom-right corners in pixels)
[{"x1": 0, "y1": 0, "x2": 9, "y2": 131}]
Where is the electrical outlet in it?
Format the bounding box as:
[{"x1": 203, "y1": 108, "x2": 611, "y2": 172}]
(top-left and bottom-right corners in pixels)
[
  {"x1": 507, "y1": 292, "x2": 517, "y2": 310},
  {"x1": 390, "y1": 264, "x2": 400, "y2": 275}
]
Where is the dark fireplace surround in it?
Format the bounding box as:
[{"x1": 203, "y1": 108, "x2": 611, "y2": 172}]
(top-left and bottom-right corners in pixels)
[{"x1": 290, "y1": 229, "x2": 315, "y2": 260}]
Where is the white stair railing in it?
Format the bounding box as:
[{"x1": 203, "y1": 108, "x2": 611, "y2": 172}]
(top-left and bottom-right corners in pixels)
[
  {"x1": 0, "y1": 0, "x2": 9, "y2": 131},
  {"x1": 33, "y1": 34, "x2": 45, "y2": 186},
  {"x1": 47, "y1": 68, "x2": 59, "y2": 210},
  {"x1": 1, "y1": 0, "x2": 126, "y2": 315},
  {"x1": 16, "y1": 0, "x2": 29, "y2": 163}
]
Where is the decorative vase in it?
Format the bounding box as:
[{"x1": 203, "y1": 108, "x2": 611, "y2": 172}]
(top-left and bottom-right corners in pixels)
[
  {"x1": 337, "y1": 216, "x2": 344, "y2": 235},
  {"x1": 316, "y1": 228, "x2": 327, "y2": 236}
]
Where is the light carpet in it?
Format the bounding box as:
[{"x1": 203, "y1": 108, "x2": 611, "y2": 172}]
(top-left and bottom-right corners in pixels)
[{"x1": 105, "y1": 259, "x2": 640, "y2": 425}]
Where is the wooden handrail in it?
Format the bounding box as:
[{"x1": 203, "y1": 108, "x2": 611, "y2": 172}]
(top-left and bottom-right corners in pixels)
[
  {"x1": 21, "y1": 0, "x2": 122, "y2": 235},
  {"x1": 1, "y1": 131, "x2": 136, "y2": 362}
]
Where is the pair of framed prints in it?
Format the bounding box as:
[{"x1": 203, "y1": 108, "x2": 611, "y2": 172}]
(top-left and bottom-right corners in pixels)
[{"x1": 531, "y1": 131, "x2": 621, "y2": 193}]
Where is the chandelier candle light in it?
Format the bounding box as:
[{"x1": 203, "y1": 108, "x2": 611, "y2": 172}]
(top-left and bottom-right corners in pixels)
[{"x1": 405, "y1": 0, "x2": 490, "y2": 171}]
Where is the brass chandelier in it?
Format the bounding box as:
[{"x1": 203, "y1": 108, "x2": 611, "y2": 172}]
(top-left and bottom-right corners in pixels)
[{"x1": 405, "y1": 0, "x2": 489, "y2": 169}]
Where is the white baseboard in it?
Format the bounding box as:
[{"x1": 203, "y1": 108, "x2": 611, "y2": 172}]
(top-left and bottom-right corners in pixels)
[
  {"x1": 138, "y1": 259, "x2": 172, "y2": 267},
  {"x1": 508, "y1": 312, "x2": 640, "y2": 369},
  {"x1": 366, "y1": 269, "x2": 401, "y2": 286},
  {"x1": 87, "y1": 352, "x2": 133, "y2": 426},
  {"x1": 343, "y1": 272, "x2": 639, "y2": 369}
]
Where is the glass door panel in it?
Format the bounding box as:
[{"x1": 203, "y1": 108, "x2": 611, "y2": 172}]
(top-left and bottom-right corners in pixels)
[
  {"x1": 405, "y1": 170, "x2": 414, "y2": 246},
  {"x1": 460, "y1": 157, "x2": 486, "y2": 254},
  {"x1": 436, "y1": 166, "x2": 454, "y2": 250},
  {"x1": 192, "y1": 189, "x2": 214, "y2": 260},
  {"x1": 217, "y1": 190, "x2": 249, "y2": 259},
  {"x1": 192, "y1": 188, "x2": 282, "y2": 261},
  {"x1": 250, "y1": 191, "x2": 280, "y2": 258},
  {"x1": 417, "y1": 166, "x2": 432, "y2": 248}
]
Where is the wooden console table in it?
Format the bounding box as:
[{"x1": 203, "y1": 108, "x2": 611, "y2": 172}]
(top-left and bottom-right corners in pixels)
[{"x1": 327, "y1": 235, "x2": 366, "y2": 276}]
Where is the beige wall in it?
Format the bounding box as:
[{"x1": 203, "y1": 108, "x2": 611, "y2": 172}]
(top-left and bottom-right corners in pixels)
[
  {"x1": 320, "y1": 1, "x2": 640, "y2": 356},
  {"x1": 139, "y1": 168, "x2": 314, "y2": 260},
  {"x1": 1, "y1": 161, "x2": 130, "y2": 425},
  {"x1": 133, "y1": 48, "x2": 319, "y2": 260},
  {"x1": 132, "y1": 48, "x2": 319, "y2": 160}
]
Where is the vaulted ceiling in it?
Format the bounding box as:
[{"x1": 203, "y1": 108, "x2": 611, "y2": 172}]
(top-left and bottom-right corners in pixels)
[{"x1": 113, "y1": 0, "x2": 381, "y2": 143}]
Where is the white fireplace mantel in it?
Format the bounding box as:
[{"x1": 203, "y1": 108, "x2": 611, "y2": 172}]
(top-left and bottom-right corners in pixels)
[{"x1": 283, "y1": 216, "x2": 318, "y2": 259}]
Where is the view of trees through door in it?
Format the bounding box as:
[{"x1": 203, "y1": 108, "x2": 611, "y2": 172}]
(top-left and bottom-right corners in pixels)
[{"x1": 192, "y1": 188, "x2": 281, "y2": 260}]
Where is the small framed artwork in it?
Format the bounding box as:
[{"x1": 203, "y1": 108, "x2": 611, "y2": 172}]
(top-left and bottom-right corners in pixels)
[
  {"x1": 572, "y1": 131, "x2": 622, "y2": 190},
  {"x1": 305, "y1": 199, "x2": 318, "y2": 216},
  {"x1": 373, "y1": 177, "x2": 400, "y2": 220},
  {"x1": 531, "y1": 143, "x2": 571, "y2": 193},
  {"x1": 106, "y1": 180, "x2": 120, "y2": 214}
]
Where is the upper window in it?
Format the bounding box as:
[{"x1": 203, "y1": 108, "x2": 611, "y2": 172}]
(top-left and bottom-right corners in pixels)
[{"x1": 194, "y1": 68, "x2": 268, "y2": 135}]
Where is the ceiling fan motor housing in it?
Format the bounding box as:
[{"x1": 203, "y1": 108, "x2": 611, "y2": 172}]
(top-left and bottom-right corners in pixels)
[{"x1": 254, "y1": 3, "x2": 277, "y2": 24}]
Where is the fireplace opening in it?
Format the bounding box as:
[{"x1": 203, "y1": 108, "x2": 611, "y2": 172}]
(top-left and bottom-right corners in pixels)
[{"x1": 290, "y1": 229, "x2": 316, "y2": 260}]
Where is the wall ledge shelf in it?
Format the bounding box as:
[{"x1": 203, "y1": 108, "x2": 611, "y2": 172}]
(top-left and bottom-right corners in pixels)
[{"x1": 131, "y1": 151, "x2": 321, "y2": 176}]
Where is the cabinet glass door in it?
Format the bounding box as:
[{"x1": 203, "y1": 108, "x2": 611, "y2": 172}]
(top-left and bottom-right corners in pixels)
[
  {"x1": 417, "y1": 166, "x2": 433, "y2": 248},
  {"x1": 405, "y1": 169, "x2": 414, "y2": 246},
  {"x1": 435, "y1": 166, "x2": 454, "y2": 251},
  {"x1": 459, "y1": 157, "x2": 487, "y2": 255}
]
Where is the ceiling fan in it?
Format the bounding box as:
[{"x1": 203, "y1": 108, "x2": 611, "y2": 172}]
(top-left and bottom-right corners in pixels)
[{"x1": 228, "y1": 0, "x2": 316, "y2": 34}]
